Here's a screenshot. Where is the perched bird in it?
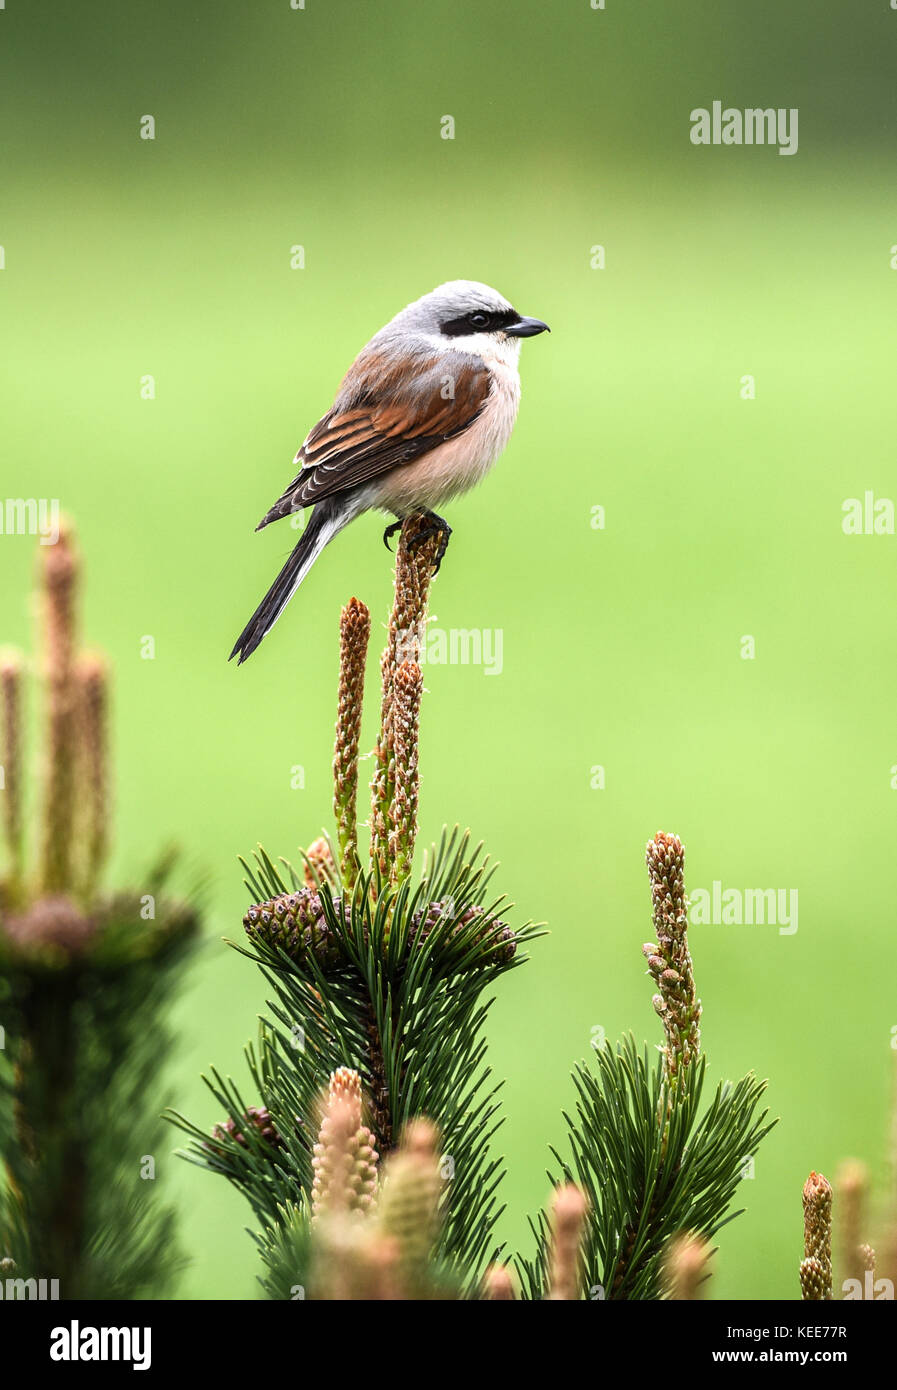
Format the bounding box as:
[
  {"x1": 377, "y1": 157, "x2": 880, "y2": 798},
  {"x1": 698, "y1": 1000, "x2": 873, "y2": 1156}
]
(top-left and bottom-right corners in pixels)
[{"x1": 230, "y1": 280, "x2": 549, "y2": 664}]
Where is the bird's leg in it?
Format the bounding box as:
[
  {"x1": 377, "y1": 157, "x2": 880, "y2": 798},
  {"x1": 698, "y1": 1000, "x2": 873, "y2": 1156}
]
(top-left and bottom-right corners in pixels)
[
  {"x1": 382, "y1": 519, "x2": 403, "y2": 552},
  {"x1": 408, "y1": 511, "x2": 452, "y2": 572}
]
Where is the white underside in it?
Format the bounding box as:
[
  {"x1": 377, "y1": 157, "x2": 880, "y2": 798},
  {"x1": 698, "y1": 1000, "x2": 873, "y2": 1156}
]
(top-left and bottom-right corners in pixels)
[{"x1": 365, "y1": 351, "x2": 522, "y2": 516}]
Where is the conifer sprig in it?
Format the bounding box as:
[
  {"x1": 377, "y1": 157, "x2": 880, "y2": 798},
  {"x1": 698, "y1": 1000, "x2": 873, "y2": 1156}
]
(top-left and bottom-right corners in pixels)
[
  {"x1": 643, "y1": 831, "x2": 701, "y2": 1090},
  {"x1": 836, "y1": 1159, "x2": 868, "y2": 1292},
  {"x1": 172, "y1": 829, "x2": 539, "y2": 1285},
  {"x1": 388, "y1": 659, "x2": 423, "y2": 884},
  {"x1": 0, "y1": 524, "x2": 199, "y2": 1299},
  {"x1": 333, "y1": 598, "x2": 370, "y2": 890},
  {"x1": 0, "y1": 651, "x2": 24, "y2": 897},
  {"x1": 177, "y1": 525, "x2": 776, "y2": 1303},
  {"x1": 370, "y1": 518, "x2": 440, "y2": 881},
  {"x1": 173, "y1": 516, "x2": 539, "y2": 1294},
  {"x1": 75, "y1": 652, "x2": 108, "y2": 902},
  {"x1": 311, "y1": 1068, "x2": 379, "y2": 1220},
  {"x1": 40, "y1": 527, "x2": 80, "y2": 895},
  {"x1": 252, "y1": 1089, "x2": 454, "y2": 1300},
  {"x1": 483, "y1": 1264, "x2": 515, "y2": 1299},
  {"x1": 800, "y1": 1171, "x2": 833, "y2": 1300},
  {"x1": 545, "y1": 1184, "x2": 588, "y2": 1301},
  {"x1": 663, "y1": 1231, "x2": 711, "y2": 1299},
  {"x1": 520, "y1": 831, "x2": 774, "y2": 1301}
]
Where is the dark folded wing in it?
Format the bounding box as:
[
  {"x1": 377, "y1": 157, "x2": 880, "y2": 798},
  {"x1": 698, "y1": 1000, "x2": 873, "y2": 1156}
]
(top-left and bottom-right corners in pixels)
[{"x1": 256, "y1": 349, "x2": 491, "y2": 530}]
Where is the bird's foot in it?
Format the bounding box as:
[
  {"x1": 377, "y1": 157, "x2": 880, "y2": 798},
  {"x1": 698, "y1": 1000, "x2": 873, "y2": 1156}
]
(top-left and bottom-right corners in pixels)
[
  {"x1": 408, "y1": 511, "x2": 452, "y2": 573},
  {"x1": 382, "y1": 519, "x2": 403, "y2": 552}
]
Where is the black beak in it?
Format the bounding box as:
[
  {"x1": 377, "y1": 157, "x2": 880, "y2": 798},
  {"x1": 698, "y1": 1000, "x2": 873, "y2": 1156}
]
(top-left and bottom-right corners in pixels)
[{"x1": 505, "y1": 315, "x2": 550, "y2": 337}]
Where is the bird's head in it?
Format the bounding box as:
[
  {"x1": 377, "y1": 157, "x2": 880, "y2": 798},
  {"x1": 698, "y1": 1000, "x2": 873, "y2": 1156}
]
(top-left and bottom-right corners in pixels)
[{"x1": 384, "y1": 280, "x2": 550, "y2": 359}]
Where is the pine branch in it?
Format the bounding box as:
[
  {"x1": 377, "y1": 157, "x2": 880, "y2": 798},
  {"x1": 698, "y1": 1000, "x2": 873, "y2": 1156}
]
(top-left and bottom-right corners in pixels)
[
  {"x1": 0, "y1": 524, "x2": 200, "y2": 1299},
  {"x1": 175, "y1": 527, "x2": 538, "y2": 1297},
  {"x1": 173, "y1": 836, "x2": 540, "y2": 1292},
  {"x1": 521, "y1": 831, "x2": 776, "y2": 1300},
  {"x1": 253, "y1": 1101, "x2": 459, "y2": 1301}
]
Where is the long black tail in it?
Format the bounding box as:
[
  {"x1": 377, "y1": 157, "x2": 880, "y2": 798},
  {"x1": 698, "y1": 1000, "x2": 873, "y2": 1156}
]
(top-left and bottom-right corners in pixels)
[{"x1": 229, "y1": 503, "x2": 348, "y2": 664}]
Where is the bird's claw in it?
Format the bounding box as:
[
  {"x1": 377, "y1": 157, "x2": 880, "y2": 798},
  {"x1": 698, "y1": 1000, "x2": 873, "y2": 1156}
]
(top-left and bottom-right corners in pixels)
[
  {"x1": 409, "y1": 512, "x2": 452, "y2": 572},
  {"x1": 383, "y1": 513, "x2": 452, "y2": 571},
  {"x1": 382, "y1": 520, "x2": 403, "y2": 552}
]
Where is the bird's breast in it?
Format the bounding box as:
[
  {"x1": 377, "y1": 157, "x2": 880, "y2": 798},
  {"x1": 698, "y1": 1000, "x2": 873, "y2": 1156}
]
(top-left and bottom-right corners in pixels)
[{"x1": 372, "y1": 367, "x2": 521, "y2": 515}]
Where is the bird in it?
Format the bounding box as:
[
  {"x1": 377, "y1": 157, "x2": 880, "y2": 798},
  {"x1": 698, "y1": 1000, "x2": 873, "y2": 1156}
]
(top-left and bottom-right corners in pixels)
[{"x1": 229, "y1": 280, "x2": 549, "y2": 664}]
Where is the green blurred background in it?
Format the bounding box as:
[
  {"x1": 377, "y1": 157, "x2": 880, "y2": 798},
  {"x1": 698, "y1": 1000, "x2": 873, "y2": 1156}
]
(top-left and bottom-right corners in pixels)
[{"x1": 2, "y1": 0, "x2": 896, "y2": 1299}]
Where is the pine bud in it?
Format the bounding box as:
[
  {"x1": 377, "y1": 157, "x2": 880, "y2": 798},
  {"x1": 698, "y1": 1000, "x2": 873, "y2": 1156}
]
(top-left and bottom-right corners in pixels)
[
  {"x1": 0, "y1": 651, "x2": 24, "y2": 890},
  {"x1": 799, "y1": 1255, "x2": 828, "y2": 1301},
  {"x1": 75, "y1": 653, "x2": 109, "y2": 902},
  {"x1": 371, "y1": 516, "x2": 440, "y2": 886},
  {"x1": 645, "y1": 832, "x2": 701, "y2": 1087},
  {"x1": 546, "y1": 1183, "x2": 588, "y2": 1301},
  {"x1": 376, "y1": 1118, "x2": 442, "y2": 1285},
  {"x1": 311, "y1": 1069, "x2": 379, "y2": 1220},
  {"x1": 333, "y1": 598, "x2": 371, "y2": 889},
  {"x1": 304, "y1": 836, "x2": 336, "y2": 890},
  {"x1": 836, "y1": 1159, "x2": 869, "y2": 1289},
  {"x1": 388, "y1": 660, "x2": 423, "y2": 884},
  {"x1": 40, "y1": 526, "x2": 80, "y2": 895},
  {"x1": 663, "y1": 1232, "x2": 711, "y2": 1299},
  {"x1": 484, "y1": 1264, "x2": 515, "y2": 1299},
  {"x1": 801, "y1": 1171, "x2": 833, "y2": 1299}
]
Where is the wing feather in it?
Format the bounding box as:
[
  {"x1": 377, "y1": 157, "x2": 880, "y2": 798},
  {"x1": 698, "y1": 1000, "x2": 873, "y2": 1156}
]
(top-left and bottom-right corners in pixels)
[{"x1": 256, "y1": 349, "x2": 490, "y2": 530}]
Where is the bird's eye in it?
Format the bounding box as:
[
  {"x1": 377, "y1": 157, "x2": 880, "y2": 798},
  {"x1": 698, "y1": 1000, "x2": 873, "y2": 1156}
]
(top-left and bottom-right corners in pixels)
[{"x1": 467, "y1": 311, "x2": 490, "y2": 329}]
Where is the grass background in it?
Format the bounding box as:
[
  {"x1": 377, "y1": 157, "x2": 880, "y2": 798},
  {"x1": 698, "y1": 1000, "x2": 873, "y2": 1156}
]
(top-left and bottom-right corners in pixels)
[{"x1": 1, "y1": 0, "x2": 896, "y2": 1298}]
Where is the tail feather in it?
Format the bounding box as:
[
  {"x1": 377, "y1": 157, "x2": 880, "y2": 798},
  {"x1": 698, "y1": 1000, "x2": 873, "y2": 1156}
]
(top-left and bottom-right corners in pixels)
[{"x1": 229, "y1": 504, "x2": 347, "y2": 664}]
